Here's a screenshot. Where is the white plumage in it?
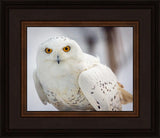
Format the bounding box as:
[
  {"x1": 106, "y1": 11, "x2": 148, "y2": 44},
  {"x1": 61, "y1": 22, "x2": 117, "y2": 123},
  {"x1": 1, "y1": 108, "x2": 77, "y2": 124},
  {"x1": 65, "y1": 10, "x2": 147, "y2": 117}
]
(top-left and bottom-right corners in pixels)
[{"x1": 33, "y1": 36, "x2": 133, "y2": 111}]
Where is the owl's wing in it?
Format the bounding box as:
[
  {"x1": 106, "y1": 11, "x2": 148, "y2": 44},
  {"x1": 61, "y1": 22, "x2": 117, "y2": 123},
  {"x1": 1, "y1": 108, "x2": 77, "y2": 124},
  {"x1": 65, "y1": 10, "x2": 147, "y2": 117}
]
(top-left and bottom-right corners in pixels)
[
  {"x1": 78, "y1": 64, "x2": 132, "y2": 111},
  {"x1": 33, "y1": 70, "x2": 49, "y2": 105}
]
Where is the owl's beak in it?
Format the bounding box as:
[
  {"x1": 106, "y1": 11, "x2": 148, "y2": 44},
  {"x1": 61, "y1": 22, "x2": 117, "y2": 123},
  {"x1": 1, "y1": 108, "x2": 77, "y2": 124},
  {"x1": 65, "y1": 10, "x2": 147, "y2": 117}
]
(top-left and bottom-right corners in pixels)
[{"x1": 57, "y1": 55, "x2": 60, "y2": 64}]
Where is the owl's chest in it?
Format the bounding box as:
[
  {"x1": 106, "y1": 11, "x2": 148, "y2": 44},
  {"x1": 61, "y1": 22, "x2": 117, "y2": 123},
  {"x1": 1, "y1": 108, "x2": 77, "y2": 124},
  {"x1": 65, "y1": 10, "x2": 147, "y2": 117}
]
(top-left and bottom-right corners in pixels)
[
  {"x1": 37, "y1": 61, "x2": 93, "y2": 110},
  {"x1": 43, "y1": 74, "x2": 90, "y2": 110},
  {"x1": 38, "y1": 61, "x2": 83, "y2": 90},
  {"x1": 39, "y1": 65, "x2": 79, "y2": 89},
  {"x1": 39, "y1": 64, "x2": 81, "y2": 95}
]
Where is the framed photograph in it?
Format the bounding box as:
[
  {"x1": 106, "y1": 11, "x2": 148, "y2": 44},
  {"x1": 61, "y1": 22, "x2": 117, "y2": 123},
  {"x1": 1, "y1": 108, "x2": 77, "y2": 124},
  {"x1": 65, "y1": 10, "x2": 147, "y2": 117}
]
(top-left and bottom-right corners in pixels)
[
  {"x1": 1, "y1": 0, "x2": 159, "y2": 137},
  {"x1": 21, "y1": 21, "x2": 139, "y2": 117}
]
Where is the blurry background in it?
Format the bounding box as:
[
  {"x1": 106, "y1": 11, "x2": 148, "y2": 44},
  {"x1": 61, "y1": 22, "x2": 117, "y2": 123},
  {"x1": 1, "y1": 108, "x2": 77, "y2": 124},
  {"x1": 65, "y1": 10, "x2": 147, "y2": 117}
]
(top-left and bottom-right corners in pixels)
[{"x1": 27, "y1": 27, "x2": 133, "y2": 111}]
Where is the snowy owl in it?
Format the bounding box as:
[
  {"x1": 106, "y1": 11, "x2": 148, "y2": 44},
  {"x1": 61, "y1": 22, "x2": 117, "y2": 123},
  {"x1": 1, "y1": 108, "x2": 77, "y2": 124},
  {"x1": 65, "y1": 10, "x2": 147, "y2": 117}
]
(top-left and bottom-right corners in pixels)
[{"x1": 33, "y1": 36, "x2": 133, "y2": 111}]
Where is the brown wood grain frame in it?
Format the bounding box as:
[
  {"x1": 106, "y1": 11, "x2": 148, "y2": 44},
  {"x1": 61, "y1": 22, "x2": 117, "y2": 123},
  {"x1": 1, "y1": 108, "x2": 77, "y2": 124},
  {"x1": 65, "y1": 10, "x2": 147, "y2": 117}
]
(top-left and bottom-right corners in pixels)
[
  {"x1": 21, "y1": 21, "x2": 139, "y2": 117},
  {"x1": 1, "y1": 0, "x2": 159, "y2": 137}
]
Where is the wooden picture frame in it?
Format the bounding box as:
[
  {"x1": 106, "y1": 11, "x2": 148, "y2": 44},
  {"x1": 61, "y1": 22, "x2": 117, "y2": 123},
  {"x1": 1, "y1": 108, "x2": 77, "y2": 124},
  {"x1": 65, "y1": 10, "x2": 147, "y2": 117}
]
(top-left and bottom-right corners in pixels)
[
  {"x1": 0, "y1": 0, "x2": 159, "y2": 137},
  {"x1": 21, "y1": 21, "x2": 139, "y2": 117}
]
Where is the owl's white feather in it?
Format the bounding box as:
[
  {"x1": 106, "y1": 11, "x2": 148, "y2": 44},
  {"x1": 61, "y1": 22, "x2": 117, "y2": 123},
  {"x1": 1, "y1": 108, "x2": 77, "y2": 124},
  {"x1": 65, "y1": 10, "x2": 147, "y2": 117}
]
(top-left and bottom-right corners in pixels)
[
  {"x1": 33, "y1": 70, "x2": 49, "y2": 105},
  {"x1": 79, "y1": 64, "x2": 121, "y2": 111},
  {"x1": 33, "y1": 36, "x2": 133, "y2": 111}
]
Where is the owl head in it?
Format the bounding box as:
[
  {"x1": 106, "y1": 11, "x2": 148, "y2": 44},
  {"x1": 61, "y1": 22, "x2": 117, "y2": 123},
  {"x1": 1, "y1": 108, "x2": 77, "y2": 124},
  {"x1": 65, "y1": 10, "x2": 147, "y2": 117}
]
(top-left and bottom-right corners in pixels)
[{"x1": 36, "y1": 36, "x2": 83, "y2": 65}]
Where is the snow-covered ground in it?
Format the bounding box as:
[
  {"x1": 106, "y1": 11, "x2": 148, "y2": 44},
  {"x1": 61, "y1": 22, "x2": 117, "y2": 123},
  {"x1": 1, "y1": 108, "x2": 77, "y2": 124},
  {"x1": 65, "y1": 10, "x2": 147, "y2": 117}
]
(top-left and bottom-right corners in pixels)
[{"x1": 27, "y1": 27, "x2": 133, "y2": 111}]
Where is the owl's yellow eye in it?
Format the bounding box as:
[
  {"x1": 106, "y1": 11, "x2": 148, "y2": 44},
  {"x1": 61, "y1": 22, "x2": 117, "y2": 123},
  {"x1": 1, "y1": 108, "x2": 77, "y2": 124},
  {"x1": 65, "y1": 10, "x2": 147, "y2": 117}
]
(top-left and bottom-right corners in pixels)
[
  {"x1": 63, "y1": 46, "x2": 71, "y2": 52},
  {"x1": 45, "y1": 48, "x2": 53, "y2": 54}
]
